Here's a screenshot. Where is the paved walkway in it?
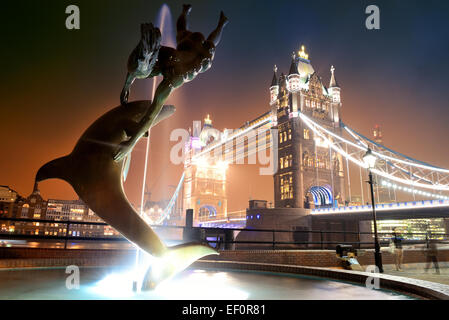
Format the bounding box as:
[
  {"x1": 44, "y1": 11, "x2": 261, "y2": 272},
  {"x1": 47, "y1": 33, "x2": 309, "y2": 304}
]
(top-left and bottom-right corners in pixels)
[{"x1": 383, "y1": 262, "x2": 449, "y2": 286}]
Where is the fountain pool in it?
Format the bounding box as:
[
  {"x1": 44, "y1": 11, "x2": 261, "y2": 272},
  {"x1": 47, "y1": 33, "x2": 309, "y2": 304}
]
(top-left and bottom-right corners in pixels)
[{"x1": 0, "y1": 266, "x2": 415, "y2": 300}]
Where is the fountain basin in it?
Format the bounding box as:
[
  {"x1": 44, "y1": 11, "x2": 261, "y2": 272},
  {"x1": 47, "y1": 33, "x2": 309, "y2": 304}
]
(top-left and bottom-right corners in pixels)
[{"x1": 0, "y1": 265, "x2": 416, "y2": 300}]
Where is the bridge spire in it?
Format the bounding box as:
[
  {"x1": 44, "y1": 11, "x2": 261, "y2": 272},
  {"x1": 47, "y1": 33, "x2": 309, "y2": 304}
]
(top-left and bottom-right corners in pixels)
[
  {"x1": 204, "y1": 114, "x2": 212, "y2": 127},
  {"x1": 329, "y1": 65, "x2": 339, "y2": 88},
  {"x1": 289, "y1": 52, "x2": 298, "y2": 75},
  {"x1": 271, "y1": 65, "x2": 279, "y2": 87},
  {"x1": 270, "y1": 65, "x2": 280, "y2": 104},
  {"x1": 298, "y1": 45, "x2": 309, "y2": 60}
]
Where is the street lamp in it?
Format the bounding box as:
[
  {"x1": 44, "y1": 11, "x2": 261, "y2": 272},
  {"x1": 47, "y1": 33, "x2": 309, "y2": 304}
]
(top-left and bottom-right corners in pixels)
[{"x1": 363, "y1": 148, "x2": 384, "y2": 273}]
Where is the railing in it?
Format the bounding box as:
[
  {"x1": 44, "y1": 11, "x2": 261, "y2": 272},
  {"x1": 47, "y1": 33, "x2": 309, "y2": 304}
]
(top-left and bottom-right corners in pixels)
[
  {"x1": 201, "y1": 226, "x2": 449, "y2": 250},
  {"x1": 312, "y1": 199, "x2": 449, "y2": 214},
  {"x1": 198, "y1": 211, "x2": 247, "y2": 224},
  {"x1": 0, "y1": 217, "x2": 448, "y2": 251}
]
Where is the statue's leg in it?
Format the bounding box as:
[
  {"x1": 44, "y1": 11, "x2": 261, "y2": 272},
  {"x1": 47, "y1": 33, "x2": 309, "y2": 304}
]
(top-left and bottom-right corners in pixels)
[
  {"x1": 176, "y1": 4, "x2": 192, "y2": 44},
  {"x1": 120, "y1": 72, "x2": 135, "y2": 105},
  {"x1": 206, "y1": 11, "x2": 228, "y2": 47}
]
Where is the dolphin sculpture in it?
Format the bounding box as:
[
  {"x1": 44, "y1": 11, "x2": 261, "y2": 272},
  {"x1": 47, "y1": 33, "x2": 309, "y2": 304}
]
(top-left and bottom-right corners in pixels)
[
  {"x1": 35, "y1": 4, "x2": 227, "y2": 289},
  {"x1": 35, "y1": 101, "x2": 218, "y2": 288}
]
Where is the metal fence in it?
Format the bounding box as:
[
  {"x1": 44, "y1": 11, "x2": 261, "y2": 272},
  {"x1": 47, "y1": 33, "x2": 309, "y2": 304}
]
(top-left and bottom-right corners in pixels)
[{"x1": 0, "y1": 217, "x2": 448, "y2": 251}]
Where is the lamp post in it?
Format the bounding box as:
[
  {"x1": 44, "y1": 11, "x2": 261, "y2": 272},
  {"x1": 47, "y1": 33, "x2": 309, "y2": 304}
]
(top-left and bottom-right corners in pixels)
[{"x1": 363, "y1": 148, "x2": 384, "y2": 273}]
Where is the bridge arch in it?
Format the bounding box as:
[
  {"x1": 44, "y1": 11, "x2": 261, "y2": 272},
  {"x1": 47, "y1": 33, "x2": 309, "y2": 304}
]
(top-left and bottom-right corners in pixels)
[
  {"x1": 308, "y1": 185, "x2": 333, "y2": 207},
  {"x1": 199, "y1": 205, "x2": 217, "y2": 218}
]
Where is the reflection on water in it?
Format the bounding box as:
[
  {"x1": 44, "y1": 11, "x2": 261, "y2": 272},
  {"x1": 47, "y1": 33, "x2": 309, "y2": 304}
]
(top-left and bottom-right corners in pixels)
[
  {"x1": 0, "y1": 267, "x2": 414, "y2": 300},
  {"x1": 0, "y1": 239, "x2": 135, "y2": 250}
]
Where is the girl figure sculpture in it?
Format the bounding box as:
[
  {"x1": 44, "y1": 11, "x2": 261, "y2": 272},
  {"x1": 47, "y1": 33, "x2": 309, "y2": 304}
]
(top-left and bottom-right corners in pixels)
[{"x1": 115, "y1": 4, "x2": 228, "y2": 161}]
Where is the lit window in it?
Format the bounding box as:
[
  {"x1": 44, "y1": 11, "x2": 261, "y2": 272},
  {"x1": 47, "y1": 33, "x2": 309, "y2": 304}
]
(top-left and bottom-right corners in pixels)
[{"x1": 303, "y1": 129, "x2": 310, "y2": 140}]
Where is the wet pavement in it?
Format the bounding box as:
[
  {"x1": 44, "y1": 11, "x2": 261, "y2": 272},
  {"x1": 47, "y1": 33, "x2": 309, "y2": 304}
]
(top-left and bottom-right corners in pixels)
[{"x1": 384, "y1": 262, "x2": 449, "y2": 286}]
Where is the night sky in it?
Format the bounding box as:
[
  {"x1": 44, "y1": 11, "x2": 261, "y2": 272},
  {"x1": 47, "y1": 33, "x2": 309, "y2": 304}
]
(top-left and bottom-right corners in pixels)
[{"x1": 1, "y1": 0, "x2": 449, "y2": 211}]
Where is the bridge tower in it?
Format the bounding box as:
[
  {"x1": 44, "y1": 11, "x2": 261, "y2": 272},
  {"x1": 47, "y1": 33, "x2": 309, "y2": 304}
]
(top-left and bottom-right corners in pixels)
[
  {"x1": 183, "y1": 115, "x2": 228, "y2": 225},
  {"x1": 271, "y1": 46, "x2": 346, "y2": 209}
]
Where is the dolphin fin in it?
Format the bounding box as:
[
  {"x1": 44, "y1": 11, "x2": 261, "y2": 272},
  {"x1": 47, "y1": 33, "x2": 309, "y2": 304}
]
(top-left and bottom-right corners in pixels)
[
  {"x1": 141, "y1": 242, "x2": 218, "y2": 290},
  {"x1": 152, "y1": 104, "x2": 175, "y2": 127},
  {"x1": 121, "y1": 104, "x2": 174, "y2": 182},
  {"x1": 122, "y1": 153, "x2": 131, "y2": 182}
]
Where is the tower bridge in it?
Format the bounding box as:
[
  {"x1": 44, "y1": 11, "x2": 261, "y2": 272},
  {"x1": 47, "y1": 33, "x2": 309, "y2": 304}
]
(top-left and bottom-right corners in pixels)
[{"x1": 155, "y1": 45, "x2": 449, "y2": 235}]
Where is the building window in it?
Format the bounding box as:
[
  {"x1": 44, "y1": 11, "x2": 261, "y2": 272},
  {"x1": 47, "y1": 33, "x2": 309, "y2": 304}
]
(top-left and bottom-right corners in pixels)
[
  {"x1": 280, "y1": 173, "x2": 293, "y2": 200},
  {"x1": 303, "y1": 129, "x2": 310, "y2": 140},
  {"x1": 288, "y1": 128, "x2": 292, "y2": 140}
]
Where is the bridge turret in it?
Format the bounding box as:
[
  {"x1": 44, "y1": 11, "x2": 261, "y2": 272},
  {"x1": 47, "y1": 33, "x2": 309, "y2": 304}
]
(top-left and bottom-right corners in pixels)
[
  {"x1": 328, "y1": 65, "x2": 341, "y2": 104},
  {"x1": 199, "y1": 114, "x2": 220, "y2": 147},
  {"x1": 297, "y1": 45, "x2": 314, "y2": 78},
  {"x1": 269, "y1": 65, "x2": 279, "y2": 104},
  {"x1": 288, "y1": 52, "x2": 300, "y2": 92}
]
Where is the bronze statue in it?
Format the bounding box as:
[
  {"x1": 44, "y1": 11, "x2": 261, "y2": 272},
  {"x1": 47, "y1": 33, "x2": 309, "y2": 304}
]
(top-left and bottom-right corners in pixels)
[
  {"x1": 35, "y1": 4, "x2": 227, "y2": 289},
  {"x1": 115, "y1": 4, "x2": 228, "y2": 161}
]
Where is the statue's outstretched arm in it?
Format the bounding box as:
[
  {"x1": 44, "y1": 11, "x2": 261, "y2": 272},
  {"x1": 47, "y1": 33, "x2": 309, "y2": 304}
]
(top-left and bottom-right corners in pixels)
[{"x1": 113, "y1": 77, "x2": 181, "y2": 162}]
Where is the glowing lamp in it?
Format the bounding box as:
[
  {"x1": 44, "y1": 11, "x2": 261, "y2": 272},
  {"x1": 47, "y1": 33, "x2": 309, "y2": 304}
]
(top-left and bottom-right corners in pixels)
[
  {"x1": 216, "y1": 160, "x2": 228, "y2": 171},
  {"x1": 192, "y1": 138, "x2": 202, "y2": 150},
  {"x1": 363, "y1": 148, "x2": 377, "y2": 169}
]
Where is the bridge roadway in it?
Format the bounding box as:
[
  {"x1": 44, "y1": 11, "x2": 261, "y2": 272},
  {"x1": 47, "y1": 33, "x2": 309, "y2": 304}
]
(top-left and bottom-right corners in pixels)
[{"x1": 311, "y1": 199, "x2": 449, "y2": 221}]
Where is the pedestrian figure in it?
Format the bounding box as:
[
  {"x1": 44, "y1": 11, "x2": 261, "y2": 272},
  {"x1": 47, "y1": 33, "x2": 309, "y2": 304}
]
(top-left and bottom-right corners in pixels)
[
  {"x1": 392, "y1": 227, "x2": 404, "y2": 271},
  {"x1": 424, "y1": 232, "x2": 440, "y2": 274}
]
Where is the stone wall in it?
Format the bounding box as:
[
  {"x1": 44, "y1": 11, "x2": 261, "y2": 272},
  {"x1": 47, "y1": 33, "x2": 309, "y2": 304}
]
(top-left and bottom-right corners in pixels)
[
  {"x1": 0, "y1": 248, "x2": 135, "y2": 268},
  {"x1": 1, "y1": 247, "x2": 449, "y2": 269},
  {"x1": 205, "y1": 249, "x2": 342, "y2": 267}
]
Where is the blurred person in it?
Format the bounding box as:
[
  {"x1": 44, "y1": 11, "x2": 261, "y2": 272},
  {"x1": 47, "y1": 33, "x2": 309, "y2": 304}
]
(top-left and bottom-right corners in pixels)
[
  {"x1": 424, "y1": 232, "x2": 440, "y2": 274},
  {"x1": 392, "y1": 227, "x2": 404, "y2": 271}
]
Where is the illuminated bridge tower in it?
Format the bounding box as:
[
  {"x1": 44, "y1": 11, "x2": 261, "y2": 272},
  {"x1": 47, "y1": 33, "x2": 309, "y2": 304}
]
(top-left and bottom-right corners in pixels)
[
  {"x1": 272, "y1": 46, "x2": 346, "y2": 209},
  {"x1": 183, "y1": 115, "x2": 228, "y2": 225}
]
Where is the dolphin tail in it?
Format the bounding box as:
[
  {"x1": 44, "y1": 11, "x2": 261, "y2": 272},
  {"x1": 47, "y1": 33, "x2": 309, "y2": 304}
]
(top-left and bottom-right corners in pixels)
[
  {"x1": 35, "y1": 156, "x2": 71, "y2": 184},
  {"x1": 142, "y1": 242, "x2": 218, "y2": 290}
]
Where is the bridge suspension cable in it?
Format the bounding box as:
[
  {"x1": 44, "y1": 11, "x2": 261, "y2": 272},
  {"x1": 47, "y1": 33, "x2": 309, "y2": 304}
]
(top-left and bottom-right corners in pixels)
[
  {"x1": 148, "y1": 172, "x2": 185, "y2": 225},
  {"x1": 298, "y1": 111, "x2": 449, "y2": 192}
]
